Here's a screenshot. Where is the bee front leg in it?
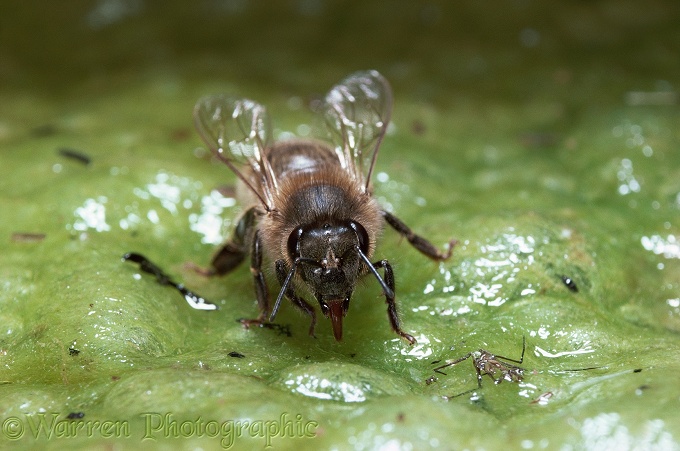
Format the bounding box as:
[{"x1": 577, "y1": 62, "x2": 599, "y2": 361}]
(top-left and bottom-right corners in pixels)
[
  {"x1": 275, "y1": 260, "x2": 317, "y2": 337},
  {"x1": 372, "y1": 259, "x2": 416, "y2": 345},
  {"x1": 239, "y1": 229, "x2": 270, "y2": 329},
  {"x1": 382, "y1": 210, "x2": 456, "y2": 261}
]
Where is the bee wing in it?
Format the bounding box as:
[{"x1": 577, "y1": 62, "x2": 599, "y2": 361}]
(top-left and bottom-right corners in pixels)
[
  {"x1": 323, "y1": 70, "x2": 393, "y2": 193},
  {"x1": 194, "y1": 95, "x2": 277, "y2": 210}
]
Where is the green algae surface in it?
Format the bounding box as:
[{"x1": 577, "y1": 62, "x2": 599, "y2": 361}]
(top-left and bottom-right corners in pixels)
[{"x1": 1, "y1": 1, "x2": 680, "y2": 449}]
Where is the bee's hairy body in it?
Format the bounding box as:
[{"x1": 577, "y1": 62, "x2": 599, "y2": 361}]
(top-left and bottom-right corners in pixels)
[{"x1": 193, "y1": 70, "x2": 454, "y2": 344}]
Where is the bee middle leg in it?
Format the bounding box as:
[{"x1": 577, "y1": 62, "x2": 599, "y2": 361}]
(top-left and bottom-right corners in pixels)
[
  {"x1": 382, "y1": 210, "x2": 457, "y2": 261},
  {"x1": 189, "y1": 207, "x2": 258, "y2": 276},
  {"x1": 372, "y1": 259, "x2": 416, "y2": 345},
  {"x1": 275, "y1": 260, "x2": 318, "y2": 337}
]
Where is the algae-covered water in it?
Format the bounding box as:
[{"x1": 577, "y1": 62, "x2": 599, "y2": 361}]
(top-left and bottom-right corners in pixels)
[{"x1": 1, "y1": 1, "x2": 680, "y2": 449}]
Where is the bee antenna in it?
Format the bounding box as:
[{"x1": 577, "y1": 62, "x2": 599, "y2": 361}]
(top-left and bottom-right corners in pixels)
[{"x1": 355, "y1": 245, "x2": 395, "y2": 300}]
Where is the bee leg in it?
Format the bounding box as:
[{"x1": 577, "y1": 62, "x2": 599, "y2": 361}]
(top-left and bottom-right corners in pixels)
[
  {"x1": 198, "y1": 242, "x2": 245, "y2": 276},
  {"x1": 372, "y1": 259, "x2": 416, "y2": 345},
  {"x1": 251, "y1": 229, "x2": 270, "y2": 316},
  {"x1": 275, "y1": 260, "x2": 318, "y2": 337},
  {"x1": 189, "y1": 207, "x2": 257, "y2": 276},
  {"x1": 240, "y1": 229, "x2": 270, "y2": 329},
  {"x1": 382, "y1": 210, "x2": 457, "y2": 261}
]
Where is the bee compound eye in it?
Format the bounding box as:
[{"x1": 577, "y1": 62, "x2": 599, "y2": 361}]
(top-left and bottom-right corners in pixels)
[
  {"x1": 287, "y1": 226, "x2": 304, "y2": 260},
  {"x1": 350, "y1": 221, "x2": 370, "y2": 255}
]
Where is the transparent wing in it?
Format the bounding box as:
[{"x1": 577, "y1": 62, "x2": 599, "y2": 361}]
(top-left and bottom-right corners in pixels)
[
  {"x1": 194, "y1": 95, "x2": 276, "y2": 210},
  {"x1": 323, "y1": 70, "x2": 393, "y2": 193}
]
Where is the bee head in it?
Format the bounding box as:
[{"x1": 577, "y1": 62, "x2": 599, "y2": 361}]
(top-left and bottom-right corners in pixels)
[{"x1": 287, "y1": 220, "x2": 369, "y2": 341}]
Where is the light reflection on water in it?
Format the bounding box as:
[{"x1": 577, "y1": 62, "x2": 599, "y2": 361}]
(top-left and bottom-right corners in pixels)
[
  {"x1": 641, "y1": 234, "x2": 680, "y2": 259},
  {"x1": 67, "y1": 170, "x2": 237, "y2": 244},
  {"x1": 575, "y1": 413, "x2": 675, "y2": 451},
  {"x1": 375, "y1": 170, "x2": 413, "y2": 214},
  {"x1": 189, "y1": 190, "x2": 237, "y2": 244},
  {"x1": 394, "y1": 333, "x2": 440, "y2": 362},
  {"x1": 283, "y1": 374, "x2": 368, "y2": 402},
  {"x1": 534, "y1": 345, "x2": 594, "y2": 359},
  {"x1": 71, "y1": 196, "x2": 112, "y2": 232},
  {"x1": 418, "y1": 230, "x2": 547, "y2": 316}
]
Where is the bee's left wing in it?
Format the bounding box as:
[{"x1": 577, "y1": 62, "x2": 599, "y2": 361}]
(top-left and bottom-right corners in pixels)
[
  {"x1": 323, "y1": 70, "x2": 393, "y2": 193},
  {"x1": 194, "y1": 95, "x2": 277, "y2": 211}
]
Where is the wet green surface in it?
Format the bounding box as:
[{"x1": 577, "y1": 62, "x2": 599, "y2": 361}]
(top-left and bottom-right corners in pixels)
[{"x1": 1, "y1": 1, "x2": 680, "y2": 449}]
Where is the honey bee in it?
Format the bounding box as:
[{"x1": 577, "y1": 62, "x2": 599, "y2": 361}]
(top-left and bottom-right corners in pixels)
[{"x1": 193, "y1": 70, "x2": 454, "y2": 344}]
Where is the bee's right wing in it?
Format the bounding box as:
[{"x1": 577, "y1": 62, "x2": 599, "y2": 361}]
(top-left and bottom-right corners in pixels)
[
  {"x1": 323, "y1": 70, "x2": 393, "y2": 194},
  {"x1": 194, "y1": 95, "x2": 277, "y2": 211}
]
